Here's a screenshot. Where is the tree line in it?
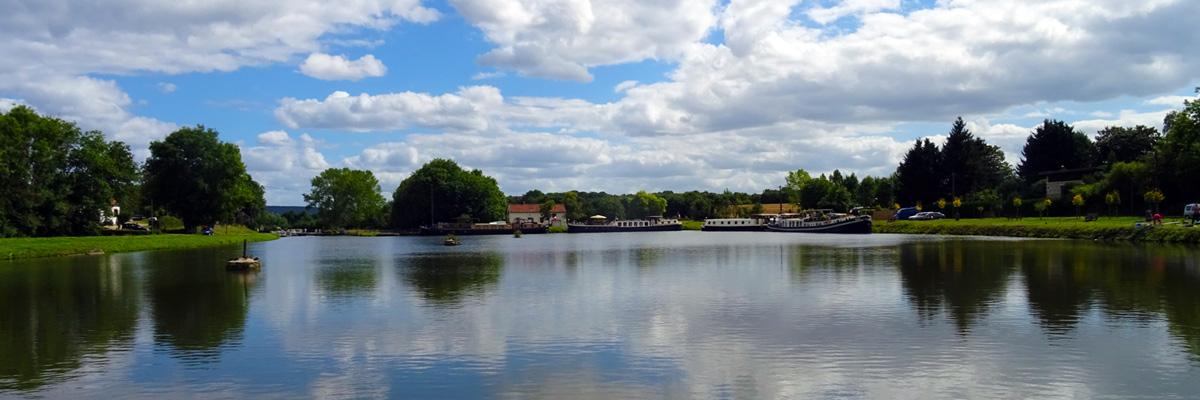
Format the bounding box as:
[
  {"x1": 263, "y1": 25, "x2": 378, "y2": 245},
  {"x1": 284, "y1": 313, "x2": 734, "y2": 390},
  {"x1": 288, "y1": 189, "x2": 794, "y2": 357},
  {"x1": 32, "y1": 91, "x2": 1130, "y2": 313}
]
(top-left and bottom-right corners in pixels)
[
  {"x1": 0, "y1": 107, "x2": 265, "y2": 237},
  {"x1": 290, "y1": 88, "x2": 1200, "y2": 230}
]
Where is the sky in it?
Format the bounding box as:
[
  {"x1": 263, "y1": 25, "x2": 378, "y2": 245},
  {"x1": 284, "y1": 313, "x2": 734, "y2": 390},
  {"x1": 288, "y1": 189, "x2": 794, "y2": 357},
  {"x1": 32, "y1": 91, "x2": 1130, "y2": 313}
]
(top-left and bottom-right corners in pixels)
[{"x1": 1, "y1": 0, "x2": 1197, "y2": 206}]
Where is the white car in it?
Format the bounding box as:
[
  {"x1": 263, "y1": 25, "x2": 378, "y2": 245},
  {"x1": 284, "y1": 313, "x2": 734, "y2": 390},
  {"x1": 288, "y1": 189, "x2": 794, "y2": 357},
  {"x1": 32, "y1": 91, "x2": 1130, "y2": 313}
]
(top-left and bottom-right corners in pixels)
[{"x1": 908, "y1": 211, "x2": 945, "y2": 220}]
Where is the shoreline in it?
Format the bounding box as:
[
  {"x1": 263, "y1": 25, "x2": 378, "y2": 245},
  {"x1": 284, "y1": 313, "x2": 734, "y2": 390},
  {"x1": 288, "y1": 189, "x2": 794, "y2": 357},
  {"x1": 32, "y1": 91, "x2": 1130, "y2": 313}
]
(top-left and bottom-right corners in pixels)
[
  {"x1": 0, "y1": 230, "x2": 278, "y2": 261},
  {"x1": 872, "y1": 217, "x2": 1200, "y2": 244}
]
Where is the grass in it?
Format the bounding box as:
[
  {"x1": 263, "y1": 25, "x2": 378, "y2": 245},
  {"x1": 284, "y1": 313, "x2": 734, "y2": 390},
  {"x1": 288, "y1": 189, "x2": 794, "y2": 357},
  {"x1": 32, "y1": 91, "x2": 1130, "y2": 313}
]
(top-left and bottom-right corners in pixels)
[
  {"x1": 681, "y1": 220, "x2": 703, "y2": 230},
  {"x1": 874, "y1": 216, "x2": 1200, "y2": 243},
  {"x1": 0, "y1": 225, "x2": 278, "y2": 260},
  {"x1": 548, "y1": 225, "x2": 568, "y2": 233}
]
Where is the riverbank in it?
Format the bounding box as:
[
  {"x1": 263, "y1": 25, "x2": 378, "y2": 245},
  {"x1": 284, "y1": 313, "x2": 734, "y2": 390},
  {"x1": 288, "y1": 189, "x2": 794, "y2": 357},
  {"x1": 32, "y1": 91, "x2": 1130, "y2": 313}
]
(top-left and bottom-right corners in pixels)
[
  {"x1": 873, "y1": 216, "x2": 1200, "y2": 243},
  {"x1": 0, "y1": 226, "x2": 278, "y2": 260}
]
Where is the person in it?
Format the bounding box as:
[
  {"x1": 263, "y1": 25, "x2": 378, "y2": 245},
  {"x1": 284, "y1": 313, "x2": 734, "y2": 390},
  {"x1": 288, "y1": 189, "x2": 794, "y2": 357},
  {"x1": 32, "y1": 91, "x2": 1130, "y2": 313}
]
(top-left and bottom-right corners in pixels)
[{"x1": 1152, "y1": 213, "x2": 1163, "y2": 225}]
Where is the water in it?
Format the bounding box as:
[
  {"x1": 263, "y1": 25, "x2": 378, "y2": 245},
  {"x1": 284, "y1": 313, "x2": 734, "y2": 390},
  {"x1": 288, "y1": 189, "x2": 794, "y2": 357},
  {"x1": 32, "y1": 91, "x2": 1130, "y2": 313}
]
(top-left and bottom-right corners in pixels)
[{"x1": 1, "y1": 233, "x2": 1198, "y2": 398}]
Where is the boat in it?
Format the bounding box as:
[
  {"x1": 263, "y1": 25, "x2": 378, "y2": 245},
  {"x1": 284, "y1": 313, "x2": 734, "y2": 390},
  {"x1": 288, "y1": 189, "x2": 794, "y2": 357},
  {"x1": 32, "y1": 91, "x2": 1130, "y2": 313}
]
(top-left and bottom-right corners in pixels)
[
  {"x1": 443, "y1": 234, "x2": 461, "y2": 246},
  {"x1": 701, "y1": 214, "x2": 776, "y2": 231},
  {"x1": 567, "y1": 215, "x2": 682, "y2": 233},
  {"x1": 420, "y1": 221, "x2": 549, "y2": 236},
  {"x1": 765, "y1": 209, "x2": 872, "y2": 234}
]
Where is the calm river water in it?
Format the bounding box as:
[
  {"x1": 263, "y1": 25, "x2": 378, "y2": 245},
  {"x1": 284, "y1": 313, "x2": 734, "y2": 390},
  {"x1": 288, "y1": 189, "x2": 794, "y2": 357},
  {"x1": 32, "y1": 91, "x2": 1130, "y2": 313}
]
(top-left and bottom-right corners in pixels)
[{"x1": 2, "y1": 233, "x2": 1199, "y2": 398}]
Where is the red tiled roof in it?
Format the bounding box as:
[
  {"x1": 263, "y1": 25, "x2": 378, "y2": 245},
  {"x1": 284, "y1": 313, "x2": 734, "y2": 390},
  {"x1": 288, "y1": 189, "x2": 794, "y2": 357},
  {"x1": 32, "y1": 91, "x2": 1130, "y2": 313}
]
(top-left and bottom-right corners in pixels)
[{"x1": 508, "y1": 203, "x2": 566, "y2": 213}]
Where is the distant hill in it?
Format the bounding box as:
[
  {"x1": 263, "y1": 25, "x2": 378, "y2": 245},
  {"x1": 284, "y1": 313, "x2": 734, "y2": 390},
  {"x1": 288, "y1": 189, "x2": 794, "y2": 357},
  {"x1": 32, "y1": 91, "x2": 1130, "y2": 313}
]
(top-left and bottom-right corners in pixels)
[{"x1": 266, "y1": 205, "x2": 314, "y2": 215}]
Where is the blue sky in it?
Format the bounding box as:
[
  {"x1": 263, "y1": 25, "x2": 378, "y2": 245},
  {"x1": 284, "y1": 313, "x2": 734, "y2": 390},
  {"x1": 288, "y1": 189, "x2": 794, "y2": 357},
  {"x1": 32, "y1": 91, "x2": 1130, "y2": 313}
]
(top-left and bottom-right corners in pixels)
[{"x1": 1, "y1": 0, "x2": 1197, "y2": 205}]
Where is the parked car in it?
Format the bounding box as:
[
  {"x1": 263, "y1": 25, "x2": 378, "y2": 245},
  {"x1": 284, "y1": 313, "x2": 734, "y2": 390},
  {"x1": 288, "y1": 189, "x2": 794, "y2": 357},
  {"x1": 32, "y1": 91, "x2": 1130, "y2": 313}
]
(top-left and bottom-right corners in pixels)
[
  {"x1": 893, "y1": 207, "x2": 919, "y2": 221},
  {"x1": 1185, "y1": 203, "x2": 1200, "y2": 223},
  {"x1": 122, "y1": 222, "x2": 149, "y2": 231},
  {"x1": 909, "y1": 211, "x2": 945, "y2": 220}
]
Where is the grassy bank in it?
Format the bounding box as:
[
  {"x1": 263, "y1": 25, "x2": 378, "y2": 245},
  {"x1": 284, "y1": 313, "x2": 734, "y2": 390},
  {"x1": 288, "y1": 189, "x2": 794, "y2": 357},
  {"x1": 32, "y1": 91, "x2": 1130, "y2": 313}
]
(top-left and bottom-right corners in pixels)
[
  {"x1": 681, "y1": 220, "x2": 703, "y2": 230},
  {"x1": 874, "y1": 216, "x2": 1200, "y2": 243},
  {"x1": 0, "y1": 225, "x2": 278, "y2": 260}
]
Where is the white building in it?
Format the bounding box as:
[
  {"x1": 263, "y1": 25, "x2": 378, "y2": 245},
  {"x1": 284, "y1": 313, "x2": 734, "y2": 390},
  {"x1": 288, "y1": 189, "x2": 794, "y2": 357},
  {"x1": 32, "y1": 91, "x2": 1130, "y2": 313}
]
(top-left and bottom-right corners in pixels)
[{"x1": 508, "y1": 203, "x2": 567, "y2": 228}]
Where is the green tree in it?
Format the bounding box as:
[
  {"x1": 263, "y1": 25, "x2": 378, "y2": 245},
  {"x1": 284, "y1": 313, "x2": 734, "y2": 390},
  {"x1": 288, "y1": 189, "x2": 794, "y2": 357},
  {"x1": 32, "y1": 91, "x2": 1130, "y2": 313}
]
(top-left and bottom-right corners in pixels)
[
  {"x1": 1104, "y1": 191, "x2": 1121, "y2": 216},
  {"x1": 627, "y1": 191, "x2": 667, "y2": 219},
  {"x1": 304, "y1": 168, "x2": 387, "y2": 229},
  {"x1": 1143, "y1": 189, "x2": 1164, "y2": 213},
  {"x1": 817, "y1": 183, "x2": 853, "y2": 211},
  {"x1": 591, "y1": 196, "x2": 625, "y2": 219},
  {"x1": 1017, "y1": 119, "x2": 1096, "y2": 183},
  {"x1": 520, "y1": 189, "x2": 546, "y2": 204},
  {"x1": 1154, "y1": 95, "x2": 1200, "y2": 209},
  {"x1": 539, "y1": 199, "x2": 556, "y2": 221},
  {"x1": 0, "y1": 106, "x2": 138, "y2": 237},
  {"x1": 941, "y1": 117, "x2": 1011, "y2": 197},
  {"x1": 562, "y1": 191, "x2": 584, "y2": 222},
  {"x1": 1095, "y1": 125, "x2": 1159, "y2": 164},
  {"x1": 390, "y1": 159, "x2": 507, "y2": 228},
  {"x1": 896, "y1": 138, "x2": 943, "y2": 206},
  {"x1": 143, "y1": 126, "x2": 264, "y2": 232}
]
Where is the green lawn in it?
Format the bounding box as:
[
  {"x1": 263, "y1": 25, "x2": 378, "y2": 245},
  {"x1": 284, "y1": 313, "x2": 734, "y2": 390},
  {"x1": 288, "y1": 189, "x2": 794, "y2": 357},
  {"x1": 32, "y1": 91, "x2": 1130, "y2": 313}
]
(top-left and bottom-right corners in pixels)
[
  {"x1": 0, "y1": 226, "x2": 278, "y2": 260},
  {"x1": 681, "y1": 220, "x2": 703, "y2": 230},
  {"x1": 875, "y1": 216, "x2": 1200, "y2": 243}
]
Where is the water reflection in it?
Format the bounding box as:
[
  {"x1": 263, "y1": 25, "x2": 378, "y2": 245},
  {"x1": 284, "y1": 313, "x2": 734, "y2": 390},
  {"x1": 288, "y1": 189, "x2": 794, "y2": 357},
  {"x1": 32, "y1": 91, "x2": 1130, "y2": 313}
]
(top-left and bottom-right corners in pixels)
[
  {"x1": 315, "y1": 258, "x2": 379, "y2": 299},
  {"x1": 897, "y1": 241, "x2": 1014, "y2": 332},
  {"x1": 0, "y1": 257, "x2": 138, "y2": 391},
  {"x1": 2, "y1": 234, "x2": 1200, "y2": 398},
  {"x1": 145, "y1": 251, "x2": 254, "y2": 362},
  {"x1": 400, "y1": 252, "x2": 504, "y2": 306}
]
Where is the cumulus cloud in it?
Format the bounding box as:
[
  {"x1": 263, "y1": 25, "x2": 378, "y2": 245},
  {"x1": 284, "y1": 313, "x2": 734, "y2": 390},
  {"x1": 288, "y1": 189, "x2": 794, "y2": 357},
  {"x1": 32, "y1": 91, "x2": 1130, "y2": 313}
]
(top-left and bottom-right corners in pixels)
[
  {"x1": 449, "y1": 0, "x2": 719, "y2": 81},
  {"x1": 299, "y1": 53, "x2": 388, "y2": 81},
  {"x1": 0, "y1": 0, "x2": 438, "y2": 159},
  {"x1": 0, "y1": 74, "x2": 178, "y2": 158},
  {"x1": 242, "y1": 131, "x2": 331, "y2": 205},
  {"x1": 806, "y1": 0, "x2": 900, "y2": 24}
]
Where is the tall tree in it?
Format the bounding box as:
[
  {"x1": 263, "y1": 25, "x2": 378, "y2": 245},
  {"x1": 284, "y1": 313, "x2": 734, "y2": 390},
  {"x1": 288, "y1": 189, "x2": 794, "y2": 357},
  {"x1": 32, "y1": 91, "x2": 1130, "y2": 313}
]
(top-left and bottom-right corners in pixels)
[
  {"x1": 1017, "y1": 119, "x2": 1096, "y2": 183},
  {"x1": 1095, "y1": 125, "x2": 1159, "y2": 164},
  {"x1": 895, "y1": 139, "x2": 943, "y2": 207},
  {"x1": 143, "y1": 126, "x2": 263, "y2": 232},
  {"x1": 1154, "y1": 95, "x2": 1200, "y2": 208},
  {"x1": 304, "y1": 168, "x2": 387, "y2": 229},
  {"x1": 0, "y1": 106, "x2": 138, "y2": 237},
  {"x1": 390, "y1": 159, "x2": 507, "y2": 228},
  {"x1": 940, "y1": 117, "x2": 1010, "y2": 197}
]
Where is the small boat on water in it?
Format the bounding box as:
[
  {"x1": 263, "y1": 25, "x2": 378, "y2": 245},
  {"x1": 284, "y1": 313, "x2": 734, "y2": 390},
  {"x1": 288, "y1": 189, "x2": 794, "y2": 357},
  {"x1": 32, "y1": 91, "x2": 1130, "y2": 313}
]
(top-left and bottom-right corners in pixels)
[
  {"x1": 567, "y1": 215, "x2": 682, "y2": 233},
  {"x1": 702, "y1": 214, "x2": 776, "y2": 231},
  {"x1": 443, "y1": 234, "x2": 461, "y2": 246},
  {"x1": 765, "y1": 209, "x2": 872, "y2": 234}
]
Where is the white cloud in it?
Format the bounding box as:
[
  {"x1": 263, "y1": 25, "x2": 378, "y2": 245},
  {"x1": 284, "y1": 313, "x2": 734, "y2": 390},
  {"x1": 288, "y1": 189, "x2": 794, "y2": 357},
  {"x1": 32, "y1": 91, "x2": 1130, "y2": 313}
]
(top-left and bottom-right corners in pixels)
[
  {"x1": 614, "y1": 80, "x2": 639, "y2": 93},
  {"x1": 1145, "y1": 95, "x2": 1193, "y2": 107},
  {"x1": 471, "y1": 71, "x2": 506, "y2": 80},
  {"x1": 242, "y1": 131, "x2": 331, "y2": 205},
  {"x1": 157, "y1": 82, "x2": 177, "y2": 94},
  {"x1": 0, "y1": 0, "x2": 438, "y2": 159},
  {"x1": 299, "y1": 53, "x2": 388, "y2": 81},
  {"x1": 807, "y1": 0, "x2": 900, "y2": 24},
  {"x1": 449, "y1": 0, "x2": 719, "y2": 81}
]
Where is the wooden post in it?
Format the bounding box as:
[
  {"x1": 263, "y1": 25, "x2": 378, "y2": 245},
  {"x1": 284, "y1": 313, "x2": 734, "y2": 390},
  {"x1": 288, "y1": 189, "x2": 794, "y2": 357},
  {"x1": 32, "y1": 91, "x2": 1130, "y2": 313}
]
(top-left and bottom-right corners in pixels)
[{"x1": 242, "y1": 239, "x2": 247, "y2": 258}]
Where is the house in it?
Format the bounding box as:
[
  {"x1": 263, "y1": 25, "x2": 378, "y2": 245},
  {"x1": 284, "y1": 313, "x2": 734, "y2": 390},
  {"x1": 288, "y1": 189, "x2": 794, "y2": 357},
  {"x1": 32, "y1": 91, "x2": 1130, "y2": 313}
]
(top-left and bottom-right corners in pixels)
[
  {"x1": 508, "y1": 203, "x2": 567, "y2": 227},
  {"x1": 1039, "y1": 167, "x2": 1102, "y2": 200}
]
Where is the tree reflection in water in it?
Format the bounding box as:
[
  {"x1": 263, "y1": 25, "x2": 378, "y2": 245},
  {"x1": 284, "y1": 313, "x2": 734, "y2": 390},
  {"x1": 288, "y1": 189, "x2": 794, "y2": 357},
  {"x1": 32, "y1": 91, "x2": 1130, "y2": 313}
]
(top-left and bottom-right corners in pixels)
[
  {"x1": 897, "y1": 239, "x2": 1200, "y2": 358},
  {"x1": 315, "y1": 258, "x2": 379, "y2": 299},
  {"x1": 145, "y1": 251, "x2": 254, "y2": 363},
  {"x1": 897, "y1": 240, "x2": 1015, "y2": 333},
  {"x1": 400, "y1": 252, "x2": 504, "y2": 306},
  {"x1": 0, "y1": 257, "x2": 139, "y2": 391}
]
